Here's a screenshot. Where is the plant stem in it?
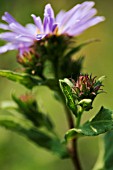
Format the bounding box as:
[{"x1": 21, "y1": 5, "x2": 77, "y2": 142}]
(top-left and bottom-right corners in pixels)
[
  {"x1": 64, "y1": 104, "x2": 74, "y2": 129},
  {"x1": 64, "y1": 105, "x2": 82, "y2": 170},
  {"x1": 71, "y1": 138, "x2": 82, "y2": 170},
  {"x1": 76, "y1": 111, "x2": 82, "y2": 128},
  {"x1": 58, "y1": 88, "x2": 82, "y2": 170}
]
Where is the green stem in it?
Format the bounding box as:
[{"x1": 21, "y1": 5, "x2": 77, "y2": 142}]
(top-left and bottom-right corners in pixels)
[
  {"x1": 64, "y1": 104, "x2": 82, "y2": 170},
  {"x1": 58, "y1": 87, "x2": 82, "y2": 170},
  {"x1": 71, "y1": 111, "x2": 83, "y2": 170},
  {"x1": 76, "y1": 111, "x2": 83, "y2": 128}
]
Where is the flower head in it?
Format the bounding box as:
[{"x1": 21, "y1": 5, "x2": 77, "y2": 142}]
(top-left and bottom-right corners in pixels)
[
  {"x1": 0, "y1": 12, "x2": 37, "y2": 56},
  {"x1": 31, "y1": 1, "x2": 105, "y2": 37},
  {"x1": 72, "y1": 74, "x2": 103, "y2": 101},
  {"x1": 55, "y1": 1, "x2": 105, "y2": 36},
  {"x1": 0, "y1": 1, "x2": 105, "y2": 56}
]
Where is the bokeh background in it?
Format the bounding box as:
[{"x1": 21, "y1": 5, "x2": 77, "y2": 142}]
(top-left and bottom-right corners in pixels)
[{"x1": 0, "y1": 0, "x2": 112, "y2": 170}]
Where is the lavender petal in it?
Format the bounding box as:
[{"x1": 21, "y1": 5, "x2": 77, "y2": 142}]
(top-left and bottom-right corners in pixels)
[
  {"x1": 68, "y1": 16, "x2": 105, "y2": 36},
  {"x1": 0, "y1": 43, "x2": 17, "y2": 53},
  {"x1": 0, "y1": 23, "x2": 9, "y2": 30},
  {"x1": 44, "y1": 4, "x2": 54, "y2": 18},
  {"x1": 31, "y1": 15, "x2": 43, "y2": 33}
]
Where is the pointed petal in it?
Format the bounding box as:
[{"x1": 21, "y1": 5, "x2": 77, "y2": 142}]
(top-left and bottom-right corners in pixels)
[
  {"x1": 56, "y1": 10, "x2": 65, "y2": 23},
  {"x1": 43, "y1": 4, "x2": 55, "y2": 33},
  {"x1": 0, "y1": 43, "x2": 17, "y2": 53},
  {"x1": 2, "y1": 12, "x2": 17, "y2": 24},
  {"x1": 31, "y1": 14, "x2": 43, "y2": 33},
  {"x1": 25, "y1": 23, "x2": 37, "y2": 35},
  {"x1": 44, "y1": 4, "x2": 54, "y2": 18},
  {"x1": 60, "y1": 4, "x2": 80, "y2": 27},
  {"x1": 69, "y1": 16, "x2": 105, "y2": 36},
  {"x1": 62, "y1": 8, "x2": 97, "y2": 33},
  {"x1": 9, "y1": 23, "x2": 34, "y2": 38},
  {"x1": 0, "y1": 32, "x2": 17, "y2": 41},
  {"x1": 0, "y1": 23, "x2": 9, "y2": 30}
]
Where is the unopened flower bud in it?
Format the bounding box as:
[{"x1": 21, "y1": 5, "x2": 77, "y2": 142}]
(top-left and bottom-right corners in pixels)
[
  {"x1": 70, "y1": 74, "x2": 104, "y2": 110},
  {"x1": 78, "y1": 99, "x2": 92, "y2": 111}
]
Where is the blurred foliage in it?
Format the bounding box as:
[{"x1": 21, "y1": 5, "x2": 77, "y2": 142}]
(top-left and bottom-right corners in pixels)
[{"x1": 0, "y1": 0, "x2": 113, "y2": 170}]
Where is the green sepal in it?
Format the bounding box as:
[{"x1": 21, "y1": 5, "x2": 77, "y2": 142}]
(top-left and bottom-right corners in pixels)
[
  {"x1": 59, "y1": 79, "x2": 77, "y2": 117},
  {"x1": 94, "y1": 75, "x2": 106, "y2": 89},
  {"x1": 78, "y1": 99, "x2": 92, "y2": 111},
  {"x1": 65, "y1": 107, "x2": 113, "y2": 141},
  {"x1": 0, "y1": 109, "x2": 69, "y2": 158}
]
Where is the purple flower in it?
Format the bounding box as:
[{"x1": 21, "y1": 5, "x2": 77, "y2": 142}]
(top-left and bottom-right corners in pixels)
[
  {"x1": 32, "y1": 2, "x2": 105, "y2": 37},
  {"x1": 55, "y1": 1, "x2": 105, "y2": 36},
  {"x1": 0, "y1": 12, "x2": 38, "y2": 55},
  {"x1": 0, "y1": 1, "x2": 105, "y2": 55}
]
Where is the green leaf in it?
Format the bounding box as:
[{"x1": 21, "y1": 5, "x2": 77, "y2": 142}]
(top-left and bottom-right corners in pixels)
[
  {"x1": 0, "y1": 109, "x2": 68, "y2": 158},
  {"x1": 0, "y1": 70, "x2": 59, "y2": 90},
  {"x1": 0, "y1": 70, "x2": 42, "y2": 89},
  {"x1": 92, "y1": 138, "x2": 105, "y2": 170},
  {"x1": 65, "y1": 128, "x2": 82, "y2": 141},
  {"x1": 59, "y1": 80, "x2": 77, "y2": 116},
  {"x1": 65, "y1": 107, "x2": 113, "y2": 140},
  {"x1": 64, "y1": 39, "x2": 99, "y2": 59},
  {"x1": 103, "y1": 131, "x2": 113, "y2": 170},
  {"x1": 60, "y1": 56, "x2": 84, "y2": 80},
  {"x1": 93, "y1": 131, "x2": 113, "y2": 170}
]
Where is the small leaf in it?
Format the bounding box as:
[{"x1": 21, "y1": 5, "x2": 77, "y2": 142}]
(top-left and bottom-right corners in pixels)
[
  {"x1": 65, "y1": 107, "x2": 113, "y2": 140},
  {"x1": 65, "y1": 128, "x2": 82, "y2": 141},
  {"x1": 60, "y1": 56, "x2": 84, "y2": 80},
  {"x1": 64, "y1": 39, "x2": 99, "y2": 59},
  {"x1": 59, "y1": 80, "x2": 77, "y2": 116}
]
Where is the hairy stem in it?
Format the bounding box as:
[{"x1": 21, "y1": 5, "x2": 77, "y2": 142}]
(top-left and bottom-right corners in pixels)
[
  {"x1": 58, "y1": 88, "x2": 82, "y2": 170},
  {"x1": 64, "y1": 105, "x2": 82, "y2": 170}
]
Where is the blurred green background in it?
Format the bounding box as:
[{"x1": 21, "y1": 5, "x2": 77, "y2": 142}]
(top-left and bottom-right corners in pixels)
[{"x1": 0, "y1": 0, "x2": 112, "y2": 169}]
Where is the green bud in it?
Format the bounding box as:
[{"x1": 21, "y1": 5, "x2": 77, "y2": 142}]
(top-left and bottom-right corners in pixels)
[{"x1": 78, "y1": 99, "x2": 92, "y2": 111}]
